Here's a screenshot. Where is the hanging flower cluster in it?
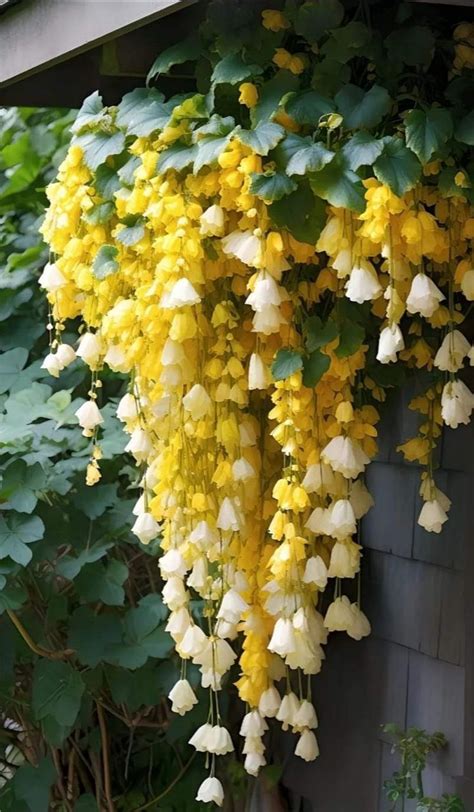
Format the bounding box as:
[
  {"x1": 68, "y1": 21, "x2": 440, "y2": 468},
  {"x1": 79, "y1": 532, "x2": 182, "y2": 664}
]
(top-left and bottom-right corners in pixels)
[{"x1": 40, "y1": 0, "x2": 474, "y2": 804}]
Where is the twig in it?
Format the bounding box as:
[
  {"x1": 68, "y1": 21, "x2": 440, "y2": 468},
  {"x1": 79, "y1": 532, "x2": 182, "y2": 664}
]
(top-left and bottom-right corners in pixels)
[
  {"x1": 96, "y1": 703, "x2": 115, "y2": 812},
  {"x1": 133, "y1": 752, "x2": 196, "y2": 811},
  {"x1": 7, "y1": 610, "x2": 74, "y2": 660}
]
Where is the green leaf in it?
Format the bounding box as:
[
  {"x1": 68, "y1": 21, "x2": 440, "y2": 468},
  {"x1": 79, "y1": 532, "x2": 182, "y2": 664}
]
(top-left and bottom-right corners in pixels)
[
  {"x1": 335, "y1": 322, "x2": 365, "y2": 358},
  {"x1": 171, "y1": 93, "x2": 209, "y2": 123},
  {"x1": 405, "y1": 108, "x2": 453, "y2": 164},
  {"x1": 287, "y1": 142, "x2": 335, "y2": 175},
  {"x1": 234, "y1": 122, "x2": 285, "y2": 156},
  {"x1": 56, "y1": 542, "x2": 114, "y2": 580},
  {"x1": 304, "y1": 316, "x2": 339, "y2": 351},
  {"x1": 116, "y1": 219, "x2": 146, "y2": 247},
  {"x1": 75, "y1": 131, "x2": 126, "y2": 172},
  {"x1": 0, "y1": 460, "x2": 46, "y2": 513},
  {"x1": 68, "y1": 608, "x2": 123, "y2": 667},
  {"x1": 271, "y1": 349, "x2": 303, "y2": 381},
  {"x1": 295, "y1": 0, "x2": 344, "y2": 43},
  {"x1": 116, "y1": 88, "x2": 169, "y2": 137},
  {"x1": 341, "y1": 131, "x2": 384, "y2": 170},
  {"x1": 0, "y1": 514, "x2": 44, "y2": 566},
  {"x1": 211, "y1": 53, "x2": 263, "y2": 85},
  {"x1": 71, "y1": 91, "x2": 104, "y2": 134},
  {"x1": 455, "y1": 110, "x2": 474, "y2": 146},
  {"x1": 321, "y1": 21, "x2": 371, "y2": 63},
  {"x1": 193, "y1": 115, "x2": 235, "y2": 139},
  {"x1": 310, "y1": 156, "x2": 366, "y2": 212},
  {"x1": 157, "y1": 142, "x2": 198, "y2": 173},
  {"x1": 93, "y1": 164, "x2": 121, "y2": 199},
  {"x1": 250, "y1": 171, "x2": 297, "y2": 202},
  {"x1": 284, "y1": 90, "x2": 335, "y2": 125},
  {"x1": 72, "y1": 483, "x2": 118, "y2": 519},
  {"x1": 302, "y1": 350, "x2": 330, "y2": 387},
  {"x1": 252, "y1": 71, "x2": 299, "y2": 125},
  {"x1": 75, "y1": 560, "x2": 128, "y2": 607},
  {"x1": 269, "y1": 181, "x2": 327, "y2": 244},
  {"x1": 193, "y1": 134, "x2": 232, "y2": 172},
  {"x1": 438, "y1": 167, "x2": 468, "y2": 199},
  {"x1": 373, "y1": 137, "x2": 421, "y2": 196},
  {"x1": 93, "y1": 244, "x2": 119, "y2": 279},
  {"x1": 118, "y1": 155, "x2": 142, "y2": 186},
  {"x1": 13, "y1": 757, "x2": 55, "y2": 812},
  {"x1": 83, "y1": 201, "x2": 115, "y2": 226},
  {"x1": 0, "y1": 348, "x2": 28, "y2": 394},
  {"x1": 0, "y1": 585, "x2": 27, "y2": 614},
  {"x1": 271, "y1": 134, "x2": 309, "y2": 170},
  {"x1": 385, "y1": 26, "x2": 436, "y2": 68},
  {"x1": 32, "y1": 660, "x2": 84, "y2": 727},
  {"x1": 335, "y1": 84, "x2": 392, "y2": 130},
  {"x1": 147, "y1": 34, "x2": 202, "y2": 83}
]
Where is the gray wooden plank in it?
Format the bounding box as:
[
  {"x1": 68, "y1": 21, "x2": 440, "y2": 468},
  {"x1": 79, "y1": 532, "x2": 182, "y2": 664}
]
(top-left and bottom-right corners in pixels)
[
  {"x1": 438, "y1": 570, "x2": 465, "y2": 666},
  {"x1": 362, "y1": 463, "x2": 418, "y2": 559}
]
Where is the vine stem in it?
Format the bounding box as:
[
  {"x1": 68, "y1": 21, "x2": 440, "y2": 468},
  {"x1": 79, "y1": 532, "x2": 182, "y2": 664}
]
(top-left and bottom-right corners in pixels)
[
  {"x1": 96, "y1": 703, "x2": 115, "y2": 812},
  {"x1": 132, "y1": 752, "x2": 196, "y2": 811},
  {"x1": 6, "y1": 610, "x2": 74, "y2": 660}
]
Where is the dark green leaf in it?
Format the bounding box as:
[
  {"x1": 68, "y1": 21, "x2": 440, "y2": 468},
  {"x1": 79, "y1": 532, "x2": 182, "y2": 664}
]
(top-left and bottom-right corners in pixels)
[
  {"x1": 147, "y1": 34, "x2": 202, "y2": 83},
  {"x1": 71, "y1": 91, "x2": 104, "y2": 134},
  {"x1": 252, "y1": 71, "x2": 299, "y2": 125},
  {"x1": 93, "y1": 164, "x2": 121, "y2": 199},
  {"x1": 13, "y1": 757, "x2": 55, "y2": 812},
  {"x1": 76, "y1": 795, "x2": 99, "y2": 812},
  {"x1": 0, "y1": 514, "x2": 44, "y2": 566},
  {"x1": 157, "y1": 142, "x2": 198, "y2": 173},
  {"x1": 386, "y1": 26, "x2": 436, "y2": 67},
  {"x1": 250, "y1": 170, "x2": 297, "y2": 202},
  {"x1": 211, "y1": 53, "x2": 263, "y2": 85},
  {"x1": 117, "y1": 155, "x2": 142, "y2": 186},
  {"x1": 83, "y1": 201, "x2": 115, "y2": 226},
  {"x1": 373, "y1": 137, "x2": 421, "y2": 196},
  {"x1": 57, "y1": 542, "x2": 114, "y2": 580},
  {"x1": 269, "y1": 181, "x2": 327, "y2": 243},
  {"x1": 0, "y1": 460, "x2": 46, "y2": 513},
  {"x1": 295, "y1": 0, "x2": 344, "y2": 43},
  {"x1": 302, "y1": 350, "x2": 330, "y2": 387},
  {"x1": 32, "y1": 660, "x2": 85, "y2": 727},
  {"x1": 304, "y1": 316, "x2": 339, "y2": 351},
  {"x1": 335, "y1": 322, "x2": 365, "y2": 358},
  {"x1": 75, "y1": 560, "x2": 128, "y2": 607},
  {"x1": 0, "y1": 348, "x2": 28, "y2": 393},
  {"x1": 310, "y1": 156, "x2": 366, "y2": 212},
  {"x1": 68, "y1": 608, "x2": 123, "y2": 666},
  {"x1": 405, "y1": 108, "x2": 453, "y2": 164},
  {"x1": 234, "y1": 122, "x2": 285, "y2": 156},
  {"x1": 284, "y1": 90, "x2": 335, "y2": 125},
  {"x1": 287, "y1": 142, "x2": 335, "y2": 175},
  {"x1": 93, "y1": 244, "x2": 119, "y2": 279},
  {"x1": 193, "y1": 134, "x2": 232, "y2": 172},
  {"x1": 455, "y1": 110, "x2": 474, "y2": 146},
  {"x1": 116, "y1": 88, "x2": 170, "y2": 137},
  {"x1": 75, "y1": 131, "x2": 126, "y2": 172},
  {"x1": 335, "y1": 84, "x2": 392, "y2": 130},
  {"x1": 116, "y1": 220, "x2": 146, "y2": 247},
  {"x1": 341, "y1": 131, "x2": 384, "y2": 170},
  {"x1": 271, "y1": 348, "x2": 303, "y2": 381}
]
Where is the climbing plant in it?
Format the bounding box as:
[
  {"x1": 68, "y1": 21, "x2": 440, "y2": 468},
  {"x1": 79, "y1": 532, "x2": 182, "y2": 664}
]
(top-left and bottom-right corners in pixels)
[{"x1": 32, "y1": 0, "x2": 474, "y2": 807}]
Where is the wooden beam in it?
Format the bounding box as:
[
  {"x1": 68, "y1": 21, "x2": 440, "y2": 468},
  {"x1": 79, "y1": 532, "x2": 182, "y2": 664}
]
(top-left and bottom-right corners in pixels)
[
  {"x1": 0, "y1": 0, "x2": 200, "y2": 89},
  {"x1": 411, "y1": 0, "x2": 474, "y2": 5}
]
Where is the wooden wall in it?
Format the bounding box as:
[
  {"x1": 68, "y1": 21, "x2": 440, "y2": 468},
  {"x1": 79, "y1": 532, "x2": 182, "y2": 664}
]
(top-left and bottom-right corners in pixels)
[{"x1": 278, "y1": 385, "x2": 474, "y2": 811}]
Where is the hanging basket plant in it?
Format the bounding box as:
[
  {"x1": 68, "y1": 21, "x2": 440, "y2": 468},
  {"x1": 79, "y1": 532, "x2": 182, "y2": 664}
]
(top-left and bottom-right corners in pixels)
[{"x1": 39, "y1": 0, "x2": 474, "y2": 805}]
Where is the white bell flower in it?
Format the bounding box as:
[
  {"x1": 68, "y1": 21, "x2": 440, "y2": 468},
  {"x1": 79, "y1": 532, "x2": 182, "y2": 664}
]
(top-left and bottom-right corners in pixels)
[
  {"x1": 217, "y1": 497, "x2": 240, "y2": 531},
  {"x1": 178, "y1": 624, "x2": 208, "y2": 659},
  {"x1": 328, "y1": 499, "x2": 357, "y2": 540},
  {"x1": 187, "y1": 557, "x2": 208, "y2": 592},
  {"x1": 246, "y1": 273, "x2": 284, "y2": 311},
  {"x1": 189, "y1": 723, "x2": 214, "y2": 752},
  {"x1": 258, "y1": 685, "x2": 280, "y2": 718},
  {"x1": 461, "y1": 268, "x2": 474, "y2": 300},
  {"x1": 206, "y1": 725, "x2": 234, "y2": 755},
  {"x1": 377, "y1": 324, "x2": 405, "y2": 364},
  {"x1": 305, "y1": 506, "x2": 333, "y2": 535},
  {"x1": 252, "y1": 304, "x2": 287, "y2": 335},
  {"x1": 302, "y1": 463, "x2": 336, "y2": 494},
  {"x1": 350, "y1": 479, "x2": 374, "y2": 519},
  {"x1": 41, "y1": 352, "x2": 62, "y2": 378},
  {"x1": 302, "y1": 556, "x2": 328, "y2": 589},
  {"x1": 295, "y1": 729, "x2": 319, "y2": 761},
  {"x1": 406, "y1": 273, "x2": 445, "y2": 318},
  {"x1": 222, "y1": 229, "x2": 261, "y2": 266},
  {"x1": 182, "y1": 383, "x2": 212, "y2": 420},
  {"x1": 248, "y1": 352, "x2": 272, "y2": 390},
  {"x1": 324, "y1": 596, "x2": 354, "y2": 632},
  {"x1": 168, "y1": 679, "x2": 197, "y2": 716},
  {"x1": 162, "y1": 576, "x2": 188, "y2": 611},
  {"x1": 56, "y1": 343, "x2": 76, "y2": 368},
  {"x1": 160, "y1": 338, "x2": 186, "y2": 367},
  {"x1": 160, "y1": 278, "x2": 200, "y2": 309},
  {"x1": 244, "y1": 752, "x2": 266, "y2": 776},
  {"x1": 328, "y1": 541, "x2": 358, "y2": 578},
  {"x1": 132, "y1": 494, "x2": 146, "y2": 517},
  {"x1": 200, "y1": 204, "x2": 224, "y2": 236},
  {"x1": 345, "y1": 260, "x2": 382, "y2": 303},
  {"x1": 104, "y1": 345, "x2": 129, "y2": 372},
  {"x1": 165, "y1": 607, "x2": 190, "y2": 639},
  {"x1": 268, "y1": 617, "x2": 297, "y2": 657},
  {"x1": 196, "y1": 777, "x2": 224, "y2": 807},
  {"x1": 131, "y1": 512, "x2": 160, "y2": 544},
  {"x1": 159, "y1": 549, "x2": 187, "y2": 579},
  {"x1": 240, "y1": 710, "x2": 268, "y2": 738},
  {"x1": 75, "y1": 400, "x2": 103, "y2": 433},
  {"x1": 418, "y1": 499, "x2": 449, "y2": 534},
  {"x1": 293, "y1": 700, "x2": 318, "y2": 731},
  {"x1": 116, "y1": 393, "x2": 139, "y2": 422},
  {"x1": 217, "y1": 589, "x2": 248, "y2": 625},
  {"x1": 125, "y1": 428, "x2": 152, "y2": 462},
  {"x1": 434, "y1": 330, "x2": 470, "y2": 373},
  {"x1": 441, "y1": 379, "x2": 474, "y2": 428},
  {"x1": 322, "y1": 435, "x2": 370, "y2": 478},
  {"x1": 347, "y1": 604, "x2": 371, "y2": 641},
  {"x1": 76, "y1": 332, "x2": 103, "y2": 367},
  {"x1": 39, "y1": 261, "x2": 66, "y2": 292},
  {"x1": 276, "y1": 692, "x2": 300, "y2": 729},
  {"x1": 232, "y1": 457, "x2": 256, "y2": 482}
]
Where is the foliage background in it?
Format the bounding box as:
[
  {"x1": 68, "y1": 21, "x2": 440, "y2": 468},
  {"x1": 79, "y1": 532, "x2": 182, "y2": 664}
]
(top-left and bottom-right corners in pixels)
[{"x1": 0, "y1": 107, "x2": 217, "y2": 812}]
